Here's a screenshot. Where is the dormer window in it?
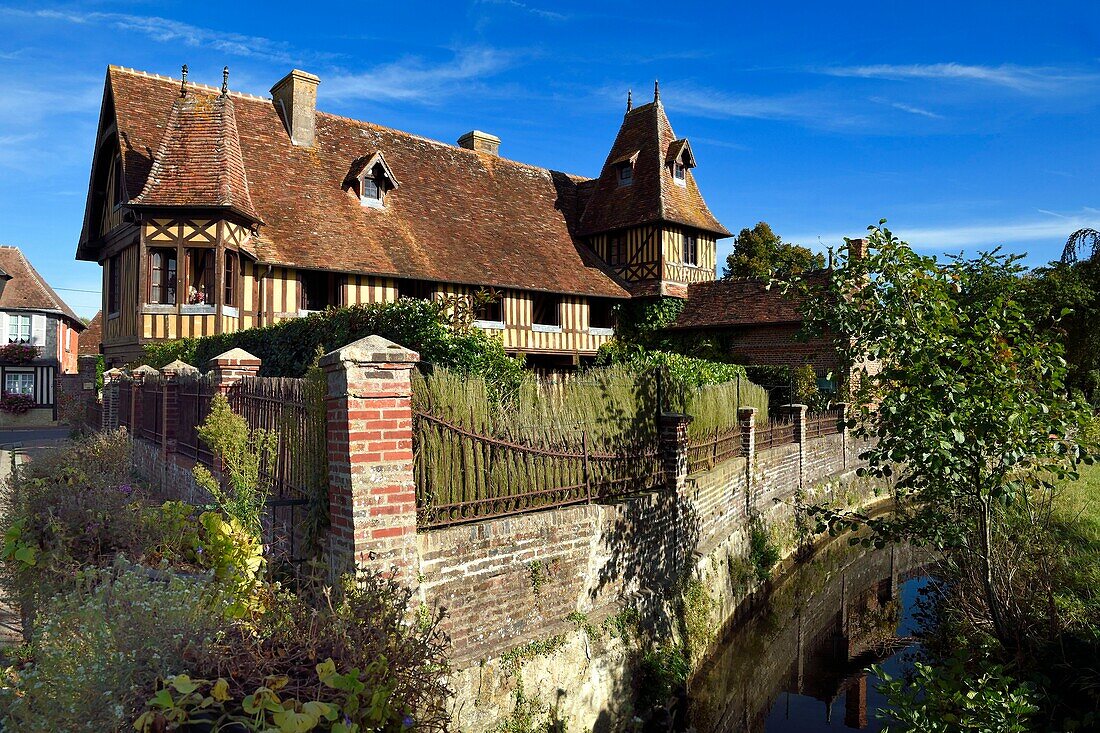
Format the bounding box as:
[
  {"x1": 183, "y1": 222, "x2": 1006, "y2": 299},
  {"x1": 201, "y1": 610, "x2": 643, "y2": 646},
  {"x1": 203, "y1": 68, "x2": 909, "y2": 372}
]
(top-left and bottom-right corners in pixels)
[
  {"x1": 345, "y1": 151, "x2": 399, "y2": 210},
  {"x1": 666, "y1": 138, "x2": 695, "y2": 188},
  {"x1": 618, "y1": 164, "x2": 633, "y2": 186}
]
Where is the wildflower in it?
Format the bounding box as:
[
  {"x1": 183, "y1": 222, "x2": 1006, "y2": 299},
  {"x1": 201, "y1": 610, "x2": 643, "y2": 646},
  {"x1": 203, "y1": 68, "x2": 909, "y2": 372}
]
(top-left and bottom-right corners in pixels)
[{"x1": 118, "y1": 483, "x2": 133, "y2": 496}]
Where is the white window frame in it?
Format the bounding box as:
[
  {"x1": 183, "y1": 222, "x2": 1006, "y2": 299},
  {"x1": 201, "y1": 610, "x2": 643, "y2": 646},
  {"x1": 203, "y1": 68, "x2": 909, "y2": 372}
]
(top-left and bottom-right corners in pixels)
[
  {"x1": 4, "y1": 371, "x2": 34, "y2": 396},
  {"x1": 360, "y1": 175, "x2": 385, "y2": 208},
  {"x1": 672, "y1": 163, "x2": 687, "y2": 186},
  {"x1": 8, "y1": 314, "x2": 30, "y2": 344},
  {"x1": 683, "y1": 234, "x2": 699, "y2": 267}
]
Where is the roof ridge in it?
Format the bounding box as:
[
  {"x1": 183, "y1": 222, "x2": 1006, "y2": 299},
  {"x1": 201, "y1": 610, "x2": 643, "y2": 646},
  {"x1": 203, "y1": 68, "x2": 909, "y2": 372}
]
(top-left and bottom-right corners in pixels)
[
  {"x1": 109, "y1": 65, "x2": 271, "y2": 103},
  {"x1": 317, "y1": 111, "x2": 593, "y2": 181},
  {"x1": 653, "y1": 101, "x2": 667, "y2": 222},
  {"x1": 7, "y1": 247, "x2": 83, "y2": 324}
]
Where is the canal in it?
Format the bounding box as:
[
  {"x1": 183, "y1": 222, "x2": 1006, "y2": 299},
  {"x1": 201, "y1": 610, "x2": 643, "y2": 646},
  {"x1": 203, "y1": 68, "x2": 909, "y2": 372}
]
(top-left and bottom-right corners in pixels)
[{"x1": 687, "y1": 537, "x2": 934, "y2": 732}]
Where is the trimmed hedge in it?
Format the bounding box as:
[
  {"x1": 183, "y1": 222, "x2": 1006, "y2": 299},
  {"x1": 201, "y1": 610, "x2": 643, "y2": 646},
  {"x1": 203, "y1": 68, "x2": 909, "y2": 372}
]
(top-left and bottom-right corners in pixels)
[{"x1": 139, "y1": 299, "x2": 525, "y2": 399}]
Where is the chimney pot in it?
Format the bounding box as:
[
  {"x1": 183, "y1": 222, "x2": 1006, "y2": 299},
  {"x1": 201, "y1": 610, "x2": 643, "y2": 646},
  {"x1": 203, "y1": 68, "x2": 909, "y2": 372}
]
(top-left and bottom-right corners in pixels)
[
  {"x1": 458, "y1": 130, "x2": 501, "y2": 156},
  {"x1": 271, "y1": 69, "x2": 320, "y2": 148}
]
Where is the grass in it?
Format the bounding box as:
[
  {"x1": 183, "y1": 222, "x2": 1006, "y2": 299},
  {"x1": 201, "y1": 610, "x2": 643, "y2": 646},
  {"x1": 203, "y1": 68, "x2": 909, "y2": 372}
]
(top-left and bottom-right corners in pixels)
[{"x1": 1052, "y1": 461, "x2": 1100, "y2": 614}]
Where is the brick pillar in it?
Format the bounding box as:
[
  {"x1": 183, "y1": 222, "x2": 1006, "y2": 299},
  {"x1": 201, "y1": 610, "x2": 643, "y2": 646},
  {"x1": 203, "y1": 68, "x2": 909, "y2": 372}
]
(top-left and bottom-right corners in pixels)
[
  {"x1": 738, "y1": 407, "x2": 756, "y2": 513},
  {"x1": 780, "y1": 403, "x2": 808, "y2": 490},
  {"x1": 209, "y1": 348, "x2": 262, "y2": 394},
  {"x1": 101, "y1": 368, "x2": 125, "y2": 431},
  {"x1": 658, "y1": 412, "x2": 692, "y2": 491},
  {"x1": 319, "y1": 335, "x2": 419, "y2": 578}
]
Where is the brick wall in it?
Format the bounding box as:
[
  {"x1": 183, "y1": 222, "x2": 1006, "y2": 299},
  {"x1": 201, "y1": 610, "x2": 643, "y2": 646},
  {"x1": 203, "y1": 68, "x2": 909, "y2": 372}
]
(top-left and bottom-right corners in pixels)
[{"x1": 723, "y1": 323, "x2": 840, "y2": 373}]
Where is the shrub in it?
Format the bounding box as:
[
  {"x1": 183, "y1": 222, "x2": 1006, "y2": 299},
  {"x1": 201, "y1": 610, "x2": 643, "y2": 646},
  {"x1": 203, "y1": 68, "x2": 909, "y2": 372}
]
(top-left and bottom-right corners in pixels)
[
  {"x1": 0, "y1": 562, "x2": 222, "y2": 733},
  {"x1": 192, "y1": 393, "x2": 276, "y2": 536},
  {"x1": 166, "y1": 570, "x2": 452, "y2": 732},
  {"x1": 0, "y1": 392, "x2": 36, "y2": 414},
  {"x1": 748, "y1": 518, "x2": 781, "y2": 583},
  {"x1": 0, "y1": 343, "x2": 40, "y2": 365}
]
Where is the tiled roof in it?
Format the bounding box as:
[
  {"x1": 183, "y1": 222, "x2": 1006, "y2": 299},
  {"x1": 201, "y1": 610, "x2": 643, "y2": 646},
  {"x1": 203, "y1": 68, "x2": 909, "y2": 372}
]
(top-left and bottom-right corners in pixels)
[
  {"x1": 94, "y1": 67, "x2": 630, "y2": 299},
  {"x1": 131, "y1": 89, "x2": 260, "y2": 222},
  {"x1": 667, "y1": 276, "x2": 824, "y2": 330},
  {"x1": 577, "y1": 101, "x2": 729, "y2": 237},
  {"x1": 79, "y1": 310, "x2": 103, "y2": 355},
  {"x1": 0, "y1": 246, "x2": 84, "y2": 326}
]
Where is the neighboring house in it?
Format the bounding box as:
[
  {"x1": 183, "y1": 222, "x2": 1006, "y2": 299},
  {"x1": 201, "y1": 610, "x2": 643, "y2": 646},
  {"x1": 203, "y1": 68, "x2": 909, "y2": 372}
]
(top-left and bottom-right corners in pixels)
[
  {"x1": 666, "y1": 241, "x2": 868, "y2": 385},
  {"x1": 79, "y1": 310, "x2": 103, "y2": 357},
  {"x1": 0, "y1": 246, "x2": 86, "y2": 423},
  {"x1": 75, "y1": 67, "x2": 730, "y2": 367}
]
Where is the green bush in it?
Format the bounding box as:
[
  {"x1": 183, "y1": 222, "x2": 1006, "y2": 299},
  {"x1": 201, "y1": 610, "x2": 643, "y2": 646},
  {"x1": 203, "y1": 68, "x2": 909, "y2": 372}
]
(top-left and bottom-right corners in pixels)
[
  {"x1": 0, "y1": 562, "x2": 222, "y2": 733},
  {"x1": 748, "y1": 519, "x2": 781, "y2": 582}
]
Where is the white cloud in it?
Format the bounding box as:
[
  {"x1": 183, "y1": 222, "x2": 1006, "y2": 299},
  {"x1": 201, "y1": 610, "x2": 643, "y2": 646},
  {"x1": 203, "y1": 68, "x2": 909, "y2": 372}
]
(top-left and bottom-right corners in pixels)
[
  {"x1": 786, "y1": 211, "x2": 1100, "y2": 252},
  {"x1": 664, "y1": 86, "x2": 867, "y2": 128},
  {"x1": 887, "y1": 101, "x2": 943, "y2": 119},
  {"x1": 6, "y1": 8, "x2": 326, "y2": 65},
  {"x1": 323, "y1": 48, "x2": 512, "y2": 103},
  {"x1": 820, "y1": 63, "x2": 1099, "y2": 94}
]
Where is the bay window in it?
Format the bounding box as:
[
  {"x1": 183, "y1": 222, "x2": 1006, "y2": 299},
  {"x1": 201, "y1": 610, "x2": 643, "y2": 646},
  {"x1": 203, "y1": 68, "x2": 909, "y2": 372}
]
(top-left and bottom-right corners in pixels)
[
  {"x1": 149, "y1": 248, "x2": 177, "y2": 305},
  {"x1": 7, "y1": 315, "x2": 30, "y2": 344}
]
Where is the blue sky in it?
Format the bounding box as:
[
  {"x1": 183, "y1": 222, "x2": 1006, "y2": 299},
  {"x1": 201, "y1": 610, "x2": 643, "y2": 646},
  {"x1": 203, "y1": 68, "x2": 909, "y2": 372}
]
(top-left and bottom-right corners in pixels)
[{"x1": 1, "y1": 1, "x2": 1098, "y2": 318}]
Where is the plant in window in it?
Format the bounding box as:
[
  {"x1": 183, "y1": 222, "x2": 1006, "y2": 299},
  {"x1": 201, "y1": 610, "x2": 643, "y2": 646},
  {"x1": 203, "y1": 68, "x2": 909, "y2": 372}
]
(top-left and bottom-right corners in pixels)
[
  {"x1": 187, "y1": 285, "x2": 207, "y2": 305},
  {"x1": 0, "y1": 392, "x2": 35, "y2": 414},
  {"x1": 0, "y1": 343, "x2": 38, "y2": 364}
]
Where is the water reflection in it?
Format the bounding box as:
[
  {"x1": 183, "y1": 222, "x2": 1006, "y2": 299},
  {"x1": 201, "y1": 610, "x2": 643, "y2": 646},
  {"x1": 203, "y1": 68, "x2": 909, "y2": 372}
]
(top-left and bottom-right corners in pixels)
[{"x1": 688, "y1": 540, "x2": 932, "y2": 732}]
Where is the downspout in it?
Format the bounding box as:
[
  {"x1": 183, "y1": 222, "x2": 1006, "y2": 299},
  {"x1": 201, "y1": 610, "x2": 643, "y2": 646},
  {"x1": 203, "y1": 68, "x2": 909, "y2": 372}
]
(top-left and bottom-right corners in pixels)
[{"x1": 257, "y1": 264, "x2": 274, "y2": 327}]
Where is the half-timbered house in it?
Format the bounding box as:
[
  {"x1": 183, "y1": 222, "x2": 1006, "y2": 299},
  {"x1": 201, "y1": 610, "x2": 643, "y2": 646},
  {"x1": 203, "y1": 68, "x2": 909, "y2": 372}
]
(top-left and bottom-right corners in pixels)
[
  {"x1": 76, "y1": 67, "x2": 729, "y2": 367},
  {"x1": 0, "y1": 246, "x2": 85, "y2": 424}
]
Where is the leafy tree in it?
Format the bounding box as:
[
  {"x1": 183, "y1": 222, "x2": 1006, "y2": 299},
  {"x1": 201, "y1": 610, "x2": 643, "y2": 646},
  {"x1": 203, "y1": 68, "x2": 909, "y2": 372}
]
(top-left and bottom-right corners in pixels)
[
  {"x1": 722, "y1": 222, "x2": 825, "y2": 279},
  {"x1": 797, "y1": 222, "x2": 1088, "y2": 652}
]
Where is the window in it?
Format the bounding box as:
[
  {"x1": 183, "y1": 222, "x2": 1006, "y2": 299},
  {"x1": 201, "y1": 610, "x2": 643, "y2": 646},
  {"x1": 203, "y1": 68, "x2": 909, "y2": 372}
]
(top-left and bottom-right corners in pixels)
[
  {"x1": 7, "y1": 315, "x2": 30, "y2": 344},
  {"x1": 360, "y1": 176, "x2": 383, "y2": 205},
  {"x1": 224, "y1": 251, "x2": 238, "y2": 307},
  {"x1": 682, "y1": 234, "x2": 699, "y2": 266},
  {"x1": 149, "y1": 249, "x2": 177, "y2": 305},
  {"x1": 187, "y1": 249, "x2": 214, "y2": 305},
  {"x1": 108, "y1": 254, "x2": 121, "y2": 314},
  {"x1": 397, "y1": 279, "x2": 434, "y2": 301},
  {"x1": 301, "y1": 271, "x2": 341, "y2": 312},
  {"x1": 65, "y1": 327, "x2": 71, "y2": 352},
  {"x1": 589, "y1": 299, "x2": 615, "y2": 330},
  {"x1": 4, "y1": 372, "x2": 33, "y2": 396},
  {"x1": 618, "y1": 164, "x2": 633, "y2": 186},
  {"x1": 532, "y1": 293, "x2": 561, "y2": 328},
  {"x1": 608, "y1": 234, "x2": 627, "y2": 266},
  {"x1": 672, "y1": 163, "x2": 686, "y2": 185},
  {"x1": 474, "y1": 292, "x2": 503, "y2": 323}
]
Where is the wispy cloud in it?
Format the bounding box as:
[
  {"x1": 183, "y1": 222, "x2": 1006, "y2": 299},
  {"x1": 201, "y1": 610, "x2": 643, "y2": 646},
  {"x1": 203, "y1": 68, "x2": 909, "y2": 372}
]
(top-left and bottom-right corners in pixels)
[
  {"x1": 875, "y1": 97, "x2": 946, "y2": 119},
  {"x1": 5, "y1": 8, "x2": 329, "y2": 65},
  {"x1": 664, "y1": 85, "x2": 868, "y2": 129},
  {"x1": 819, "y1": 62, "x2": 1099, "y2": 94},
  {"x1": 323, "y1": 48, "x2": 512, "y2": 103},
  {"x1": 787, "y1": 210, "x2": 1100, "y2": 252},
  {"x1": 475, "y1": 0, "x2": 568, "y2": 21}
]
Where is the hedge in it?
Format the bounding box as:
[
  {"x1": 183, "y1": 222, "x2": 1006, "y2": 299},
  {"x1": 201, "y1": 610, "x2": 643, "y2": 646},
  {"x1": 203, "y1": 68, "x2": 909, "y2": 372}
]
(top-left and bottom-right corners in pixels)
[{"x1": 139, "y1": 299, "x2": 525, "y2": 400}]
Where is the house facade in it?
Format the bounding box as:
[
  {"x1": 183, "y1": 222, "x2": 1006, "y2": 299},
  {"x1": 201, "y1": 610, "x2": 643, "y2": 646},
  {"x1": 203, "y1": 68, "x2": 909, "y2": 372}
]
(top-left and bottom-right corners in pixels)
[
  {"x1": 0, "y1": 246, "x2": 85, "y2": 424},
  {"x1": 76, "y1": 67, "x2": 730, "y2": 368}
]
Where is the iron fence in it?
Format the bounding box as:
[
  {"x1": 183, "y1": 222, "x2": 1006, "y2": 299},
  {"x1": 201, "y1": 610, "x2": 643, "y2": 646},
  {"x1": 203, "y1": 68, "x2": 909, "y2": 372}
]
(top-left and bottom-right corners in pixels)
[
  {"x1": 413, "y1": 409, "x2": 661, "y2": 528},
  {"x1": 806, "y1": 407, "x2": 845, "y2": 439},
  {"x1": 687, "y1": 424, "x2": 744, "y2": 475},
  {"x1": 177, "y1": 374, "x2": 216, "y2": 464},
  {"x1": 756, "y1": 417, "x2": 797, "y2": 450}
]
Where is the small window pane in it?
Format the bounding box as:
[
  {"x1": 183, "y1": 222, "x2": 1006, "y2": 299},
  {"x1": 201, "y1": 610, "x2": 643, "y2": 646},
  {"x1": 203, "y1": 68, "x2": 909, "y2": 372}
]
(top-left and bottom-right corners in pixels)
[
  {"x1": 362, "y1": 177, "x2": 381, "y2": 200},
  {"x1": 4, "y1": 372, "x2": 34, "y2": 396},
  {"x1": 683, "y1": 234, "x2": 698, "y2": 266}
]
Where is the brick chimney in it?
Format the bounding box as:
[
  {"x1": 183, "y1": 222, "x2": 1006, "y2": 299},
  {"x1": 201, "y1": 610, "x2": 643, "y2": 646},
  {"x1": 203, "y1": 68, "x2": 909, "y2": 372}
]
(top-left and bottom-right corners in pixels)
[
  {"x1": 457, "y1": 130, "x2": 501, "y2": 156},
  {"x1": 848, "y1": 237, "x2": 869, "y2": 261},
  {"x1": 271, "y1": 70, "x2": 320, "y2": 148}
]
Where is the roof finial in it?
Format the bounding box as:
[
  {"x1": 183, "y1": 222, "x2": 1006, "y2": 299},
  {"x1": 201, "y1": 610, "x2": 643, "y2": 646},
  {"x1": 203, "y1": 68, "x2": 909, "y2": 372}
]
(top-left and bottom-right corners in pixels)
[
  {"x1": 180, "y1": 64, "x2": 189, "y2": 97},
  {"x1": 654, "y1": 79, "x2": 660, "y2": 102},
  {"x1": 221, "y1": 66, "x2": 229, "y2": 97},
  {"x1": 626, "y1": 89, "x2": 632, "y2": 112}
]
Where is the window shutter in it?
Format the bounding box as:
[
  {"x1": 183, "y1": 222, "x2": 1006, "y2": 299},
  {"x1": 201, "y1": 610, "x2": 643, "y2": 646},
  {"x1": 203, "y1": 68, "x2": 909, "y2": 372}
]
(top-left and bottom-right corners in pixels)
[
  {"x1": 0, "y1": 313, "x2": 7, "y2": 343},
  {"x1": 31, "y1": 314, "x2": 46, "y2": 346}
]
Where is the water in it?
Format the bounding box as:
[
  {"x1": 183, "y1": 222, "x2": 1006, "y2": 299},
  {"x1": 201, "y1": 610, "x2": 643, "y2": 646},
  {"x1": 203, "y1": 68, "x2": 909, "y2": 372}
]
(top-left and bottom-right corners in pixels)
[{"x1": 687, "y1": 540, "x2": 933, "y2": 732}]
